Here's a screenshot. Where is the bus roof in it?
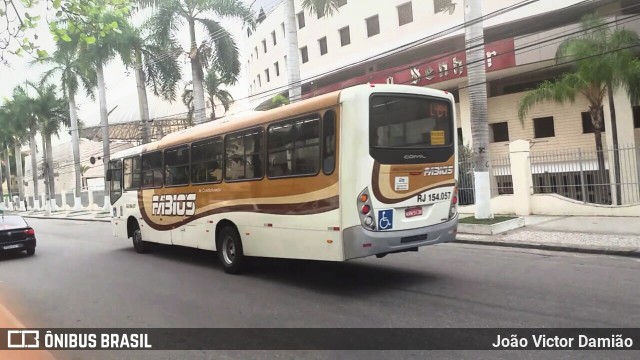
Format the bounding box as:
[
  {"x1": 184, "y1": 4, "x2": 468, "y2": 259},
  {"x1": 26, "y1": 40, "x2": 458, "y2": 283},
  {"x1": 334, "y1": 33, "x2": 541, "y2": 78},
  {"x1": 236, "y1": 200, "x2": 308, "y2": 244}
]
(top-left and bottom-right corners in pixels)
[
  {"x1": 110, "y1": 84, "x2": 454, "y2": 159},
  {"x1": 143, "y1": 90, "x2": 341, "y2": 153}
]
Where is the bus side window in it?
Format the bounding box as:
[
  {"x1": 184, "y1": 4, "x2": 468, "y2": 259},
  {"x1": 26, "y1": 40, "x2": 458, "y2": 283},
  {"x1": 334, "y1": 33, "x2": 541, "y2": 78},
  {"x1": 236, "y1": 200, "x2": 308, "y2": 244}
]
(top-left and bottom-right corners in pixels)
[{"x1": 322, "y1": 110, "x2": 336, "y2": 175}]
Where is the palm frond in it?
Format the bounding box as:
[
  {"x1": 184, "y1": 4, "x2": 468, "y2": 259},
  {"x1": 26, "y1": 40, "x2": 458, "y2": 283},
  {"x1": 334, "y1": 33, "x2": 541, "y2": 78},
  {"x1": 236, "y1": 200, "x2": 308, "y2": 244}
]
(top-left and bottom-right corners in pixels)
[
  {"x1": 197, "y1": 17, "x2": 240, "y2": 82},
  {"x1": 517, "y1": 74, "x2": 583, "y2": 122}
]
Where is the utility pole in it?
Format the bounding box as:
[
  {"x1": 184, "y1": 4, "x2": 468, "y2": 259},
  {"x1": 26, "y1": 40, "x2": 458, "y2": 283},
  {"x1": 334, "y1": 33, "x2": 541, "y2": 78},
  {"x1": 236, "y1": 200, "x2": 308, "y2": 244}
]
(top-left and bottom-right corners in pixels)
[{"x1": 464, "y1": 0, "x2": 492, "y2": 219}]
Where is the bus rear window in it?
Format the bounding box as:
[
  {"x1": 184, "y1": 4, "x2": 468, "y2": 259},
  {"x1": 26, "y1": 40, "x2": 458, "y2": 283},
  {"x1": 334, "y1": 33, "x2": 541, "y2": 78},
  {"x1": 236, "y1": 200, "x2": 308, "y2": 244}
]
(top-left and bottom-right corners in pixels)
[{"x1": 370, "y1": 95, "x2": 453, "y2": 148}]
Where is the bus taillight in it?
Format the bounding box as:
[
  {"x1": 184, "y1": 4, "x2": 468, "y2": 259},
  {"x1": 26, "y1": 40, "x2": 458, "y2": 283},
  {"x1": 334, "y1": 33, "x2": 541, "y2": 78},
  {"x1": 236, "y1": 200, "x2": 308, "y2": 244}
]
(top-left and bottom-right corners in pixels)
[
  {"x1": 358, "y1": 188, "x2": 376, "y2": 231},
  {"x1": 361, "y1": 205, "x2": 371, "y2": 214}
]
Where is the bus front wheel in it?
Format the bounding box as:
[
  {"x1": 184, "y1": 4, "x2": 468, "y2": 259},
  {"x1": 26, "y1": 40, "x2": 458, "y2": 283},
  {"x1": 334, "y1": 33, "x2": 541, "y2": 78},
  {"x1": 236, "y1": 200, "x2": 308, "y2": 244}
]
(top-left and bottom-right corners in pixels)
[
  {"x1": 217, "y1": 226, "x2": 245, "y2": 274},
  {"x1": 132, "y1": 228, "x2": 152, "y2": 254}
]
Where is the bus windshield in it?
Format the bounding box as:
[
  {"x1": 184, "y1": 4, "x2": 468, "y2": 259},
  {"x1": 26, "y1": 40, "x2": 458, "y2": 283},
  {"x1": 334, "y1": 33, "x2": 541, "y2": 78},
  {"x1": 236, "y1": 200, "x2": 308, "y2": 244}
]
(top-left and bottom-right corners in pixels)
[{"x1": 370, "y1": 95, "x2": 453, "y2": 149}]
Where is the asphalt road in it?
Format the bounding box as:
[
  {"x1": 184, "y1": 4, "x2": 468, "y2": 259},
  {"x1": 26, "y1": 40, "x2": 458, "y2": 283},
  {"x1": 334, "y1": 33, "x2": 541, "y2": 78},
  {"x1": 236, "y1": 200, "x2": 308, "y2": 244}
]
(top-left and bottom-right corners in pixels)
[{"x1": 1, "y1": 218, "x2": 639, "y2": 360}]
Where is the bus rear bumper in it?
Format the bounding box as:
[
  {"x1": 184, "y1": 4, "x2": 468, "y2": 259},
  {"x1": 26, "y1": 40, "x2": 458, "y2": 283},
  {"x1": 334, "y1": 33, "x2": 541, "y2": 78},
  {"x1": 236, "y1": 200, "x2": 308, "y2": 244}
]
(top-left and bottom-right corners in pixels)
[{"x1": 343, "y1": 214, "x2": 458, "y2": 260}]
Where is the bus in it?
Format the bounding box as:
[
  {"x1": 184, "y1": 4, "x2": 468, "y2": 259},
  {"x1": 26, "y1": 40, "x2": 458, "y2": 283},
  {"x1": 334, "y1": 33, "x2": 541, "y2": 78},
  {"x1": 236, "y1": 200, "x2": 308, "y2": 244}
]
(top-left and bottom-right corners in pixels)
[{"x1": 108, "y1": 84, "x2": 459, "y2": 274}]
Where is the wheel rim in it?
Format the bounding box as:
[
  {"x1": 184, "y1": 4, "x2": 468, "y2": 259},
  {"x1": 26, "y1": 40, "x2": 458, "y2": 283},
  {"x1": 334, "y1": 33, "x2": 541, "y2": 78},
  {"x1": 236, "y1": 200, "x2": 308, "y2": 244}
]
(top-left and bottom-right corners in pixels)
[{"x1": 222, "y1": 236, "x2": 235, "y2": 265}]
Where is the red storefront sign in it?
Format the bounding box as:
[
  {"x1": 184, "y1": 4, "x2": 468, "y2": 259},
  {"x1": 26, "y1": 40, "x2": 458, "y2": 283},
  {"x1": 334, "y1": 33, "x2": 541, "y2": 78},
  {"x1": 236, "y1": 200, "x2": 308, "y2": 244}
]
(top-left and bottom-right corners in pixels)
[{"x1": 304, "y1": 38, "x2": 516, "y2": 98}]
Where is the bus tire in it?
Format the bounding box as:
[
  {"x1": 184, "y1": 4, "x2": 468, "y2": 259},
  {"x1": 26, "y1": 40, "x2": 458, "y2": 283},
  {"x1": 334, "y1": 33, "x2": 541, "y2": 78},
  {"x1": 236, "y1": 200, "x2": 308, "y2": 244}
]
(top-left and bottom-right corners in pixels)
[
  {"x1": 132, "y1": 228, "x2": 152, "y2": 254},
  {"x1": 217, "y1": 226, "x2": 245, "y2": 274}
]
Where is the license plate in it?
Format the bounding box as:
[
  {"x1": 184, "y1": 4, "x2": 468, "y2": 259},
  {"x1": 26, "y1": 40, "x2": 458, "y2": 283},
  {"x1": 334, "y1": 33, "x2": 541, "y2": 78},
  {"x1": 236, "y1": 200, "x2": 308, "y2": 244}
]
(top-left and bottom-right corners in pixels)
[
  {"x1": 405, "y1": 207, "x2": 423, "y2": 218},
  {"x1": 3, "y1": 244, "x2": 22, "y2": 250}
]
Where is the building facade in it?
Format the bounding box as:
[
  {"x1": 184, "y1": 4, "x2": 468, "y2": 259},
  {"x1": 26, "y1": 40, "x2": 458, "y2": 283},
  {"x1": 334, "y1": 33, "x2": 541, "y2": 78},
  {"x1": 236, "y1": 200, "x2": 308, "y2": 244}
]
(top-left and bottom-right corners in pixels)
[{"x1": 245, "y1": 0, "x2": 640, "y2": 207}]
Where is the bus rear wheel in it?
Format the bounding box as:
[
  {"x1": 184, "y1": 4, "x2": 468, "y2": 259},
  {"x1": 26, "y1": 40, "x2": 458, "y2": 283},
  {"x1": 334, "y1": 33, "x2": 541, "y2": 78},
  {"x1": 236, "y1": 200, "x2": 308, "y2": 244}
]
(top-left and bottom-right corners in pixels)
[
  {"x1": 217, "y1": 226, "x2": 245, "y2": 274},
  {"x1": 132, "y1": 228, "x2": 152, "y2": 254}
]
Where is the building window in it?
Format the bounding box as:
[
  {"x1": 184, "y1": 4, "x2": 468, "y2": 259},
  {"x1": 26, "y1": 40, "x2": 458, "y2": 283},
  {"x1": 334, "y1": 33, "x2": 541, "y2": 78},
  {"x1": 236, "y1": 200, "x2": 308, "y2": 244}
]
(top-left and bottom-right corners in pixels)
[
  {"x1": 141, "y1": 151, "x2": 163, "y2": 188},
  {"x1": 271, "y1": 31, "x2": 277, "y2": 46},
  {"x1": 281, "y1": 22, "x2": 285, "y2": 37},
  {"x1": 123, "y1": 156, "x2": 141, "y2": 190},
  {"x1": 225, "y1": 128, "x2": 264, "y2": 181},
  {"x1": 339, "y1": 26, "x2": 350, "y2": 46},
  {"x1": 322, "y1": 110, "x2": 337, "y2": 175},
  {"x1": 274, "y1": 61, "x2": 280, "y2": 76},
  {"x1": 434, "y1": 0, "x2": 454, "y2": 14},
  {"x1": 257, "y1": 74, "x2": 261, "y2": 87},
  {"x1": 366, "y1": 15, "x2": 380, "y2": 37},
  {"x1": 318, "y1": 36, "x2": 328, "y2": 56},
  {"x1": 533, "y1": 116, "x2": 555, "y2": 138},
  {"x1": 191, "y1": 137, "x2": 223, "y2": 184},
  {"x1": 164, "y1": 145, "x2": 190, "y2": 186},
  {"x1": 490, "y1": 122, "x2": 509, "y2": 142},
  {"x1": 267, "y1": 115, "x2": 320, "y2": 177},
  {"x1": 581, "y1": 112, "x2": 605, "y2": 133},
  {"x1": 337, "y1": 0, "x2": 347, "y2": 6},
  {"x1": 297, "y1": 12, "x2": 305, "y2": 29},
  {"x1": 265, "y1": 68, "x2": 270, "y2": 82},
  {"x1": 457, "y1": 128, "x2": 463, "y2": 145},
  {"x1": 633, "y1": 106, "x2": 640, "y2": 128},
  {"x1": 300, "y1": 46, "x2": 309, "y2": 63},
  {"x1": 397, "y1": 2, "x2": 413, "y2": 26},
  {"x1": 254, "y1": 46, "x2": 258, "y2": 59},
  {"x1": 262, "y1": 39, "x2": 267, "y2": 53}
]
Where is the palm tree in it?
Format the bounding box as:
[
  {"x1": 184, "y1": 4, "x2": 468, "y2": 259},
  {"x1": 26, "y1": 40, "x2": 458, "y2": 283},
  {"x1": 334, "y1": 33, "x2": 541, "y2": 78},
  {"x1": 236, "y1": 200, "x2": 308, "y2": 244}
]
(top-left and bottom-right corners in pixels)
[
  {"x1": 518, "y1": 15, "x2": 640, "y2": 204},
  {"x1": 28, "y1": 82, "x2": 69, "y2": 212},
  {"x1": 1, "y1": 89, "x2": 31, "y2": 211},
  {"x1": 284, "y1": 0, "x2": 342, "y2": 102},
  {"x1": 40, "y1": 37, "x2": 97, "y2": 211},
  {"x1": 0, "y1": 109, "x2": 14, "y2": 208},
  {"x1": 182, "y1": 69, "x2": 233, "y2": 122},
  {"x1": 13, "y1": 84, "x2": 43, "y2": 210},
  {"x1": 144, "y1": 0, "x2": 253, "y2": 124},
  {"x1": 115, "y1": 20, "x2": 182, "y2": 143}
]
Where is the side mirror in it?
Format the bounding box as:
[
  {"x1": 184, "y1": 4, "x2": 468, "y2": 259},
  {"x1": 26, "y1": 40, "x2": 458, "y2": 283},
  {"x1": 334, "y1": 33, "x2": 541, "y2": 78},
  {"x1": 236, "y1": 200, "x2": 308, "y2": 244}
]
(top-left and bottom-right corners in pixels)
[{"x1": 105, "y1": 169, "x2": 112, "y2": 181}]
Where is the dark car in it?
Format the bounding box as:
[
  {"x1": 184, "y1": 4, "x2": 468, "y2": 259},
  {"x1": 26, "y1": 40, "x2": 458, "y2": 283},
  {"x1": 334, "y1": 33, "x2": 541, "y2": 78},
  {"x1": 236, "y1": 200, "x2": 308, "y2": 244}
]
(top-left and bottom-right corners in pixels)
[{"x1": 0, "y1": 214, "x2": 36, "y2": 256}]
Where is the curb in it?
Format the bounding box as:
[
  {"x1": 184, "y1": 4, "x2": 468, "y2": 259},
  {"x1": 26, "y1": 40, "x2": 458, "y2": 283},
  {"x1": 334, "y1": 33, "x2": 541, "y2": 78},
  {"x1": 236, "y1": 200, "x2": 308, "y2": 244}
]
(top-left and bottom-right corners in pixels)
[
  {"x1": 21, "y1": 215, "x2": 110, "y2": 223},
  {"x1": 455, "y1": 239, "x2": 640, "y2": 258}
]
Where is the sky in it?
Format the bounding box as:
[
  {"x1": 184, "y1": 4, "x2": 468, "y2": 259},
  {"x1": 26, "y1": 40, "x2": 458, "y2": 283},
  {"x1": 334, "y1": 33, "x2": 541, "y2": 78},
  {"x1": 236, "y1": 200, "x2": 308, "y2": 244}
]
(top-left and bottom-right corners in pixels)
[{"x1": 0, "y1": 0, "x2": 278, "y2": 130}]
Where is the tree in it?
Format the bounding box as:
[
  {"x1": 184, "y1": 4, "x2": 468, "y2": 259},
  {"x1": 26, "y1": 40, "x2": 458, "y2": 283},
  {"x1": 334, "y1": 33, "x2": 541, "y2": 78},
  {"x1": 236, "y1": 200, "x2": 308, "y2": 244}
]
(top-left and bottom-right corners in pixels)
[
  {"x1": 1, "y1": 86, "x2": 34, "y2": 210},
  {"x1": 182, "y1": 69, "x2": 232, "y2": 122},
  {"x1": 115, "y1": 20, "x2": 182, "y2": 143},
  {"x1": 77, "y1": 11, "x2": 131, "y2": 211},
  {"x1": 28, "y1": 82, "x2": 69, "y2": 212},
  {"x1": 1, "y1": 0, "x2": 131, "y2": 63},
  {"x1": 144, "y1": 0, "x2": 253, "y2": 124},
  {"x1": 39, "y1": 36, "x2": 97, "y2": 210},
  {"x1": 11, "y1": 84, "x2": 44, "y2": 210},
  {"x1": 0, "y1": 108, "x2": 16, "y2": 207},
  {"x1": 518, "y1": 15, "x2": 640, "y2": 204},
  {"x1": 283, "y1": 0, "x2": 341, "y2": 102}
]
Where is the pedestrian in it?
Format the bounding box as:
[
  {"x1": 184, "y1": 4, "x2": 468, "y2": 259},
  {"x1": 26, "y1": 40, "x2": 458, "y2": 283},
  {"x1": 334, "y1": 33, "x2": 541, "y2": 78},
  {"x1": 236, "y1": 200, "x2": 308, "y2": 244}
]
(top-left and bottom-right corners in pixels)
[{"x1": 24, "y1": 198, "x2": 28, "y2": 211}]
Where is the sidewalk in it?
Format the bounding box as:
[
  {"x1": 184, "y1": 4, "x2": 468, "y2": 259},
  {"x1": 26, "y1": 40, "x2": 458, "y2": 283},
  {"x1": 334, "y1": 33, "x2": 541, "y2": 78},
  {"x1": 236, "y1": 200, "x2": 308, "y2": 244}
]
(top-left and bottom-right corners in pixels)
[
  {"x1": 456, "y1": 215, "x2": 640, "y2": 257},
  {"x1": 9, "y1": 210, "x2": 110, "y2": 223}
]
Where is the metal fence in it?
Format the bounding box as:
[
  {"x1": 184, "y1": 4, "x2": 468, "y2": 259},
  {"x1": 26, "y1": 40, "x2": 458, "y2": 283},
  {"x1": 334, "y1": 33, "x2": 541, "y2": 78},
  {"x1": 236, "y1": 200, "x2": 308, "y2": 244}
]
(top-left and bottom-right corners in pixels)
[
  {"x1": 458, "y1": 150, "x2": 513, "y2": 206},
  {"x1": 529, "y1": 146, "x2": 640, "y2": 205}
]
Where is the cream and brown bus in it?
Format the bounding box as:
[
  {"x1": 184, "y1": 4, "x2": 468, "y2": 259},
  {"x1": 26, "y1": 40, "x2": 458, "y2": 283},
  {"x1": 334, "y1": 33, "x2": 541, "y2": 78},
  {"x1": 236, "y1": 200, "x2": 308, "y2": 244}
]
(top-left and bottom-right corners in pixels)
[{"x1": 107, "y1": 84, "x2": 459, "y2": 274}]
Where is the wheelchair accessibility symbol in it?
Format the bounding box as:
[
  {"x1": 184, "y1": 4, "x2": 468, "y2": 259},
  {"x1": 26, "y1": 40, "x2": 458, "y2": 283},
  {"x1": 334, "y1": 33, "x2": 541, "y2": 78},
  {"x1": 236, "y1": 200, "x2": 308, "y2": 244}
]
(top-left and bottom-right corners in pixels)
[{"x1": 378, "y1": 209, "x2": 394, "y2": 231}]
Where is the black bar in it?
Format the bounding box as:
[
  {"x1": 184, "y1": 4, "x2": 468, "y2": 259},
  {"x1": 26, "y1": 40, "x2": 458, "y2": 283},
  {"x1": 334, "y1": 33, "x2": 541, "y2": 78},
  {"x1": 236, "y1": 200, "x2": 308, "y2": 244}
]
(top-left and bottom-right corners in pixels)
[{"x1": 1, "y1": 328, "x2": 639, "y2": 350}]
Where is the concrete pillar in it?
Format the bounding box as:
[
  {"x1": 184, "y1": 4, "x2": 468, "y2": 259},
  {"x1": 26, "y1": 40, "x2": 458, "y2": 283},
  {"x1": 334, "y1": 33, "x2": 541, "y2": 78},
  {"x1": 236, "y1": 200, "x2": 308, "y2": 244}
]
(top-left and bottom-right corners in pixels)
[
  {"x1": 509, "y1": 139, "x2": 532, "y2": 216},
  {"x1": 88, "y1": 190, "x2": 94, "y2": 210},
  {"x1": 458, "y1": 87, "x2": 473, "y2": 148},
  {"x1": 603, "y1": 87, "x2": 639, "y2": 205},
  {"x1": 60, "y1": 190, "x2": 67, "y2": 209}
]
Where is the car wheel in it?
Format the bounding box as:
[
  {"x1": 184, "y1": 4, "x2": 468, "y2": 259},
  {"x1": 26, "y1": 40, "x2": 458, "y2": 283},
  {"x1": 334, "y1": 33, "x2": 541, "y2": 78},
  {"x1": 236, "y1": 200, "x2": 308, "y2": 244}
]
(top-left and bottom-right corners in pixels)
[
  {"x1": 132, "y1": 228, "x2": 152, "y2": 254},
  {"x1": 25, "y1": 246, "x2": 35, "y2": 256},
  {"x1": 217, "y1": 227, "x2": 245, "y2": 274}
]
